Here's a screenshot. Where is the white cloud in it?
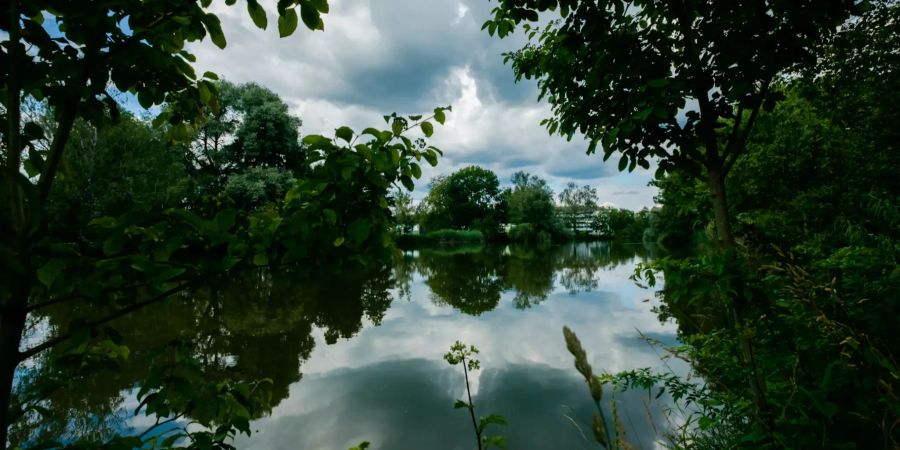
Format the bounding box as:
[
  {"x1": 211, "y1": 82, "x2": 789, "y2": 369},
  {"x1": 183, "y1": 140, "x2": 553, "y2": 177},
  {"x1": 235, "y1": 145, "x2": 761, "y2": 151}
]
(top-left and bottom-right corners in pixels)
[{"x1": 185, "y1": 0, "x2": 658, "y2": 209}]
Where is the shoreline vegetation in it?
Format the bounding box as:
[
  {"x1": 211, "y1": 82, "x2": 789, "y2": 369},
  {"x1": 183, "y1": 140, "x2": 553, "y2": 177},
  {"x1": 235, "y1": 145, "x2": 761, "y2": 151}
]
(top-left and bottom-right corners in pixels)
[{"x1": 2, "y1": 0, "x2": 897, "y2": 449}]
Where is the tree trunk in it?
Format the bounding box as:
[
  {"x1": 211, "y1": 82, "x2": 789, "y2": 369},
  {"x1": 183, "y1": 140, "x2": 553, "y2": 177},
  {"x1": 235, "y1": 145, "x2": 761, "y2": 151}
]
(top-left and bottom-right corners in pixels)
[
  {"x1": 707, "y1": 168, "x2": 735, "y2": 248},
  {"x1": 707, "y1": 167, "x2": 776, "y2": 437},
  {"x1": 0, "y1": 292, "x2": 27, "y2": 450}
]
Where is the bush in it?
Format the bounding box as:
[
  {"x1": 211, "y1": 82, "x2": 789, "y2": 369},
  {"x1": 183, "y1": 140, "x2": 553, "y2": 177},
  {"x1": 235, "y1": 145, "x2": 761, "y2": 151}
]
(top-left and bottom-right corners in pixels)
[{"x1": 396, "y1": 229, "x2": 484, "y2": 246}]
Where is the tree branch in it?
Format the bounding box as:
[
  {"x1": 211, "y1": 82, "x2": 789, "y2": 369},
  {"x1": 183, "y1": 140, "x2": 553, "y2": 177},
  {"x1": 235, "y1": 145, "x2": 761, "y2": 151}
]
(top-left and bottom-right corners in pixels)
[
  {"x1": 18, "y1": 282, "x2": 192, "y2": 361},
  {"x1": 35, "y1": 98, "x2": 79, "y2": 207},
  {"x1": 675, "y1": 1, "x2": 720, "y2": 166},
  {"x1": 722, "y1": 102, "x2": 746, "y2": 161},
  {"x1": 723, "y1": 80, "x2": 771, "y2": 176}
]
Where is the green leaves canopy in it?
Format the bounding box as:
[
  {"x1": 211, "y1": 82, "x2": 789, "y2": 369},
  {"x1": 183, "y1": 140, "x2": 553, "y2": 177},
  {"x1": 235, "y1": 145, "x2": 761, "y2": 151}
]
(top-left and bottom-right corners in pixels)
[{"x1": 485, "y1": 0, "x2": 864, "y2": 177}]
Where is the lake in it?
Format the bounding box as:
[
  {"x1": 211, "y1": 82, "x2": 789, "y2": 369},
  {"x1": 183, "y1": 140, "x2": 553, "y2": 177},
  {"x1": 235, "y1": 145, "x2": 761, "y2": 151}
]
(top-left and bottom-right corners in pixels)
[{"x1": 23, "y1": 242, "x2": 686, "y2": 449}]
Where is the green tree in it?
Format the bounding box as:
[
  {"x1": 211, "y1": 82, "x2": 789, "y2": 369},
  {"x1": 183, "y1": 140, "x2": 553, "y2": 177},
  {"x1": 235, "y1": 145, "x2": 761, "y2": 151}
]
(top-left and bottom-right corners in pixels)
[
  {"x1": 506, "y1": 171, "x2": 555, "y2": 229},
  {"x1": 186, "y1": 81, "x2": 306, "y2": 202},
  {"x1": 638, "y1": 3, "x2": 900, "y2": 446},
  {"x1": 420, "y1": 166, "x2": 504, "y2": 234},
  {"x1": 44, "y1": 114, "x2": 190, "y2": 237},
  {"x1": 557, "y1": 182, "x2": 597, "y2": 236},
  {"x1": 391, "y1": 189, "x2": 417, "y2": 234},
  {"x1": 221, "y1": 166, "x2": 295, "y2": 210},
  {"x1": 485, "y1": 0, "x2": 865, "y2": 247},
  {"x1": 0, "y1": 0, "x2": 450, "y2": 446}
]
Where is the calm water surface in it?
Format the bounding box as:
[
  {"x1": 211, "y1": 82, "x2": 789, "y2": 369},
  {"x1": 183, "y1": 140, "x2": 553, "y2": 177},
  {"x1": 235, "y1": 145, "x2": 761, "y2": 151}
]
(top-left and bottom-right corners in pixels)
[{"x1": 28, "y1": 242, "x2": 685, "y2": 449}]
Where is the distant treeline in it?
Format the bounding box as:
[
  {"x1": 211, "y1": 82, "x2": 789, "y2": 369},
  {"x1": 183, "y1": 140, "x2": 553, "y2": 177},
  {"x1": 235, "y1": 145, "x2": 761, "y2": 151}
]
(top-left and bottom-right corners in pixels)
[{"x1": 392, "y1": 166, "x2": 657, "y2": 246}]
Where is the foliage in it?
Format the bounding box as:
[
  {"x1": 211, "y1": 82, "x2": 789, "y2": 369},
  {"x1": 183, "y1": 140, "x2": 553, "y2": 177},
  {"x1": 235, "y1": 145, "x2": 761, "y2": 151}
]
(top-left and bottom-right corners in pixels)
[
  {"x1": 419, "y1": 166, "x2": 505, "y2": 236},
  {"x1": 592, "y1": 208, "x2": 652, "y2": 243},
  {"x1": 186, "y1": 81, "x2": 306, "y2": 178},
  {"x1": 557, "y1": 183, "x2": 597, "y2": 236},
  {"x1": 1, "y1": 0, "x2": 448, "y2": 442},
  {"x1": 506, "y1": 224, "x2": 552, "y2": 246},
  {"x1": 444, "y1": 341, "x2": 507, "y2": 450},
  {"x1": 506, "y1": 171, "x2": 557, "y2": 229},
  {"x1": 43, "y1": 115, "x2": 190, "y2": 237},
  {"x1": 390, "y1": 189, "x2": 417, "y2": 234},
  {"x1": 4, "y1": 0, "x2": 328, "y2": 444},
  {"x1": 485, "y1": 0, "x2": 865, "y2": 245},
  {"x1": 221, "y1": 166, "x2": 295, "y2": 210},
  {"x1": 397, "y1": 229, "x2": 485, "y2": 246},
  {"x1": 635, "y1": 6, "x2": 900, "y2": 445}
]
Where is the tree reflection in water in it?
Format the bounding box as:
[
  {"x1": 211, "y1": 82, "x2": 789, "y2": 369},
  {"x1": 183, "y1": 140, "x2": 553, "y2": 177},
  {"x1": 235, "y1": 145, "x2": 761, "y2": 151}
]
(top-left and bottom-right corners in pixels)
[{"x1": 14, "y1": 242, "x2": 651, "y2": 446}]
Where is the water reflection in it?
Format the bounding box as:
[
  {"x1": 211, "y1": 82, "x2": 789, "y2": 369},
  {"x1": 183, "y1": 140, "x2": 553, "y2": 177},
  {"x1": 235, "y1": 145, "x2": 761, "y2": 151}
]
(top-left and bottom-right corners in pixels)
[{"x1": 19, "y1": 242, "x2": 678, "y2": 449}]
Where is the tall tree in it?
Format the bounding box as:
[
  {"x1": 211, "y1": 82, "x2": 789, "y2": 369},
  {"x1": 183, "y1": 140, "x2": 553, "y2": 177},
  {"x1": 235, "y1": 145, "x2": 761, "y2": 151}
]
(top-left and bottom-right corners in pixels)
[
  {"x1": 186, "y1": 81, "x2": 306, "y2": 201},
  {"x1": 557, "y1": 182, "x2": 597, "y2": 236},
  {"x1": 484, "y1": 0, "x2": 865, "y2": 247},
  {"x1": 420, "y1": 166, "x2": 503, "y2": 233},
  {"x1": 391, "y1": 189, "x2": 417, "y2": 234},
  {"x1": 506, "y1": 171, "x2": 555, "y2": 229},
  {"x1": 37, "y1": 115, "x2": 190, "y2": 236}
]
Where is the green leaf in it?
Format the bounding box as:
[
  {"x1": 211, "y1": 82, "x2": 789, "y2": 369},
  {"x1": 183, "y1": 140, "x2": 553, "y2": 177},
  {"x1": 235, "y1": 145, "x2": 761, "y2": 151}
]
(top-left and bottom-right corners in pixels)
[
  {"x1": 420, "y1": 121, "x2": 434, "y2": 137},
  {"x1": 205, "y1": 14, "x2": 227, "y2": 49},
  {"x1": 647, "y1": 78, "x2": 669, "y2": 88},
  {"x1": 483, "y1": 435, "x2": 507, "y2": 449},
  {"x1": 333, "y1": 236, "x2": 345, "y2": 247},
  {"x1": 155, "y1": 266, "x2": 185, "y2": 280},
  {"x1": 453, "y1": 400, "x2": 469, "y2": 409},
  {"x1": 300, "y1": 2, "x2": 325, "y2": 30},
  {"x1": 478, "y1": 414, "x2": 508, "y2": 434},
  {"x1": 347, "y1": 219, "x2": 372, "y2": 243},
  {"x1": 213, "y1": 208, "x2": 237, "y2": 230},
  {"x1": 335, "y1": 126, "x2": 354, "y2": 143},
  {"x1": 278, "y1": 8, "x2": 298, "y2": 37},
  {"x1": 310, "y1": 0, "x2": 329, "y2": 13},
  {"x1": 423, "y1": 150, "x2": 438, "y2": 167},
  {"x1": 410, "y1": 163, "x2": 422, "y2": 179},
  {"x1": 247, "y1": 0, "x2": 268, "y2": 29},
  {"x1": 37, "y1": 259, "x2": 66, "y2": 288},
  {"x1": 253, "y1": 253, "x2": 269, "y2": 266},
  {"x1": 323, "y1": 209, "x2": 337, "y2": 224},
  {"x1": 391, "y1": 119, "x2": 404, "y2": 136},
  {"x1": 400, "y1": 176, "x2": 415, "y2": 191},
  {"x1": 433, "y1": 108, "x2": 446, "y2": 124},
  {"x1": 617, "y1": 156, "x2": 628, "y2": 171},
  {"x1": 103, "y1": 234, "x2": 127, "y2": 256},
  {"x1": 348, "y1": 442, "x2": 370, "y2": 450}
]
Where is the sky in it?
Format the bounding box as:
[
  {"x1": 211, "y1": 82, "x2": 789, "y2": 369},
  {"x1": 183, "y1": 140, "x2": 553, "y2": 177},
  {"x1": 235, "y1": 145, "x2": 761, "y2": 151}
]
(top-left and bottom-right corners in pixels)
[{"x1": 187, "y1": 0, "x2": 658, "y2": 209}]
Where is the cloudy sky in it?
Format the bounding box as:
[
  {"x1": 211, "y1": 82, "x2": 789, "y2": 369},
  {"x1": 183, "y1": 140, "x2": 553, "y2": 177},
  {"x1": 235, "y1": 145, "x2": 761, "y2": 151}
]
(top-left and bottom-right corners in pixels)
[{"x1": 189, "y1": 0, "x2": 658, "y2": 209}]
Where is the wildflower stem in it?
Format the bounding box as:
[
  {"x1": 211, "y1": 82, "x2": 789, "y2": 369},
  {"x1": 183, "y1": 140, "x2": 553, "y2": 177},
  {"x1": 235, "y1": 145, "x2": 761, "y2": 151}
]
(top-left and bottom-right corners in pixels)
[{"x1": 462, "y1": 355, "x2": 483, "y2": 450}]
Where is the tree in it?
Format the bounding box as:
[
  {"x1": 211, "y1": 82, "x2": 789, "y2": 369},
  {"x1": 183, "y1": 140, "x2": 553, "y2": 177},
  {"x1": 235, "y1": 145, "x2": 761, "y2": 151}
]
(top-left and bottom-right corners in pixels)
[
  {"x1": 557, "y1": 182, "x2": 597, "y2": 236},
  {"x1": 188, "y1": 81, "x2": 305, "y2": 174},
  {"x1": 420, "y1": 166, "x2": 504, "y2": 234},
  {"x1": 221, "y1": 166, "x2": 296, "y2": 210},
  {"x1": 0, "y1": 0, "x2": 450, "y2": 446},
  {"x1": 44, "y1": 114, "x2": 190, "y2": 237},
  {"x1": 186, "y1": 81, "x2": 306, "y2": 203},
  {"x1": 622, "y1": 3, "x2": 899, "y2": 446},
  {"x1": 506, "y1": 171, "x2": 555, "y2": 229},
  {"x1": 391, "y1": 189, "x2": 417, "y2": 234},
  {"x1": 485, "y1": 0, "x2": 865, "y2": 247}
]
